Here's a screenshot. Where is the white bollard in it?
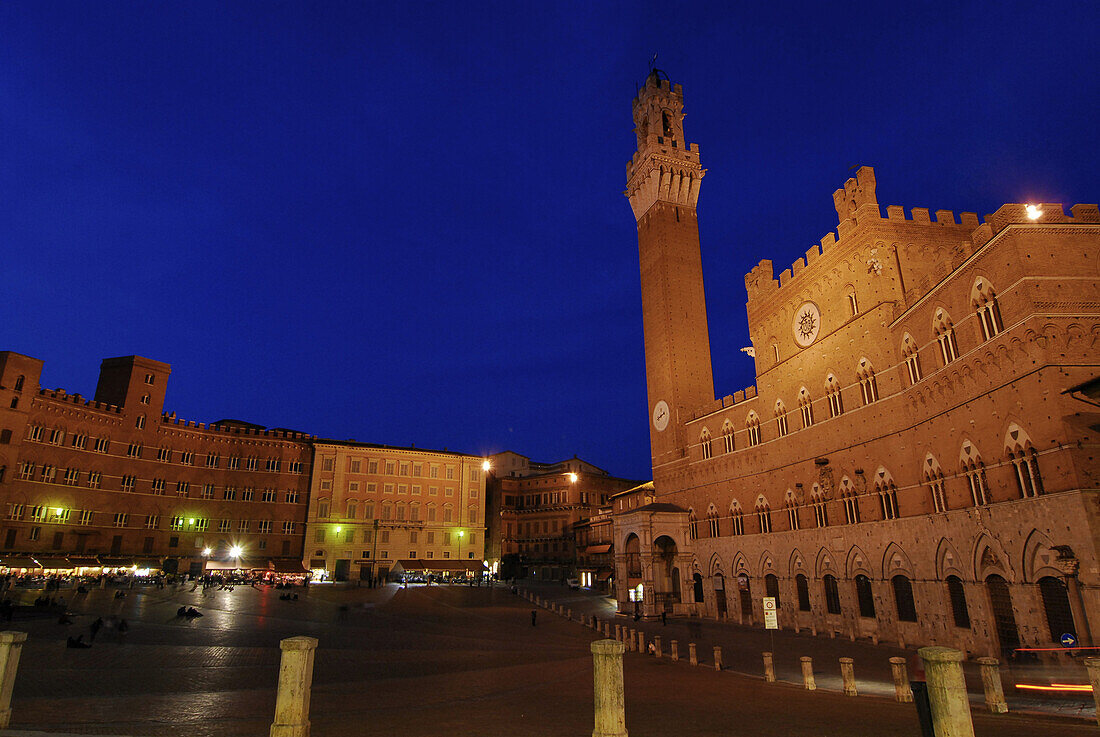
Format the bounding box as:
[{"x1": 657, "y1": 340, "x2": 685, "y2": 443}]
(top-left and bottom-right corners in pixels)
[
  {"x1": 0, "y1": 632, "x2": 27, "y2": 729},
  {"x1": 270, "y1": 636, "x2": 318, "y2": 737},
  {"x1": 800, "y1": 656, "x2": 816, "y2": 690},
  {"x1": 889, "y1": 656, "x2": 913, "y2": 702},
  {"x1": 762, "y1": 651, "x2": 775, "y2": 682},
  {"x1": 919, "y1": 647, "x2": 975, "y2": 737},
  {"x1": 591, "y1": 640, "x2": 628, "y2": 737},
  {"x1": 839, "y1": 657, "x2": 857, "y2": 696}
]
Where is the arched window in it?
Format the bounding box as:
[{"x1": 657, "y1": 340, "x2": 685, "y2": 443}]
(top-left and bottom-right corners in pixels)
[
  {"x1": 972, "y1": 277, "x2": 1004, "y2": 341},
  {"x1": 317, "y1": 499, "x2": 330, "y2": 518},
  {"x1": 706, "y1": 505, "x2": 720, "y2": 537},
  {"x1": 1005, "y1": 424, "x2": 1043, "y2": 498},
  {"x1": 933, "y1": 309, "x2": 960, "y2": 365},
  {"x1": 346, "y1": 501, "x2": 357, "y2": 519},
  {"x1": 960, "y1": 442, "x2": 989, "y2": 506},
  {"x1": 746, "y1": 412, "x2": 761, "y2": 447},
  {"x1": 688, "y1": 509, "x2": 698, "y2": 540},
  {"x1": 764, "y1": 573, "x2": 781, "y2": 607},
  {"x1": 855, "y1": 574, "x2": 875, "y2": 618},
  {"x1": 721, "y1": 421, "x2": 735, "y2": 454},
  {"x1": 946, "y1": 576, "x2": 970, "y2": 628},
  {"x1": 755, "y1": 495, "x2": 772, "y2": 533},
  {"x1": 699, "y1": 428, "x2": 713, "y2": 460},
  {"x1": 902, "y1": 333, "x2": 922, "y2": 385},
  {"x1": 729, "y1": 500, "x2": 744, "y2": 536},
  {"x1": 924, "y1": 454, "x2": 947, "y2": 513},
  {"x1": 771, "y1": 343, "x2": 780, "y2": 363},
  {"x1": 798, "y1": 387, "x2": 814, "y2": 428},
  {"x1": 784, "y1": 489, "x2": 799, "y2": 531},
  {"x1": 381, "y1": 503, "x2": 392, "y2": 520},
  {"x1": 410, "y1": 503, "x2": 421, "y2": 521},
  {"x1": 874, "y1": 467, "x2": 899, "y2": 520},
  {"x1": 892, "y1": 575, "x2": 918, "y2": 622},
  {"x1": 1038, "y1": 576, "x2": 1076, "y2": 642},
  {"x1": 13, "y1": 375, "x2": 24, "y2": 392},
  {"x1": 856, "y1": 357, "x2": 879, "y2": 405},
  {"x1": 840, "y1": 476, "x2": 860, "y2": 524},
  {"x1": 811, "y1": 483, "x2": 828, "y2": 527},
  {"x1": 823, "y1": 574, "x2": 841, "y2": 615},
  {"x1": 135, "y1": 414, "x2": 146, "y2": 429},
  {"x1": 846, "y1": 290, "x2": 859, "y2": 316},
  {"x1": 774, "y1": 400, "x2": 789, "y2": 437},
  {"x1": 795, "y1": 574, "x2": 811, "y2": 611},
  {"x1": 825, "y1": 375, "x2": 843, "y2": 418}
]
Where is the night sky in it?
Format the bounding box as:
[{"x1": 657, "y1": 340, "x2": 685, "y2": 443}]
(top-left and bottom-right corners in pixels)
[{"x1": 3, "y1": 2, "x2": 1097, "y2": 480}]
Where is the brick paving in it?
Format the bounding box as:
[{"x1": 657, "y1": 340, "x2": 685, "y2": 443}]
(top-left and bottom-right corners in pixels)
[{"x1": 0, "y1": 582, "x2": 1093, "y2": 736}]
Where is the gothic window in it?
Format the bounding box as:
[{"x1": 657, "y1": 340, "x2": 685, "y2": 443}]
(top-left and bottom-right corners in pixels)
[
  {"x1": 774, "y1": 400, "x2": 789, "y2": 437},
  {"x1": 755, "y1": 495, "x2": 772, "y2": 533},
  {"x1": 796, "y1": 574, "x2": 811, "y2": 611},
  {"x1": 855, "y1": 575, "x2": 875, "y2": 618},
  {"x1": 960, "y1": 442, "x2": 989, "y2": 506},
  {"x1": 688, "y1": 509, "x2": 698, "y2": 540},
  {"x1": 840, "y1": 476, "x2": 861, "y2": 524},
  {"x1": 856, "y1": 358, "x2": 879, "y2": 404},
  {"x1": 823, "y1": 574, "x2": 841, "y2": 615},
  {"x1": 1005, "y1": 424, "x2": 1043, "y2": 498},
  {"x1": 746, "y1": 412, "x2": 761, "y2": 447},
  {"x1": 764, "y1": 573, "x2": 781, "y2": 607},
  {"x1": 700, "y1": 429, "x2": 713, "y2": 460},
  {"x1": 971, "y1": 277, "x2": 1005, "y2": 341},
  {"x1": 135, "y1": 414, "x2": 146, "y2": 429},
  {"x1": 1038, "y1": 576, "x2": 1076, "y2": 642},
  {"x1": 13, "y1": 375, "x2": 24, "y2": 392},
  {"x1": 784, "y1": 489, "x2": 799, "y2": 531},
  {"x1": 902, "y1": 333, "x2": 922, "y2": 385},
  {"x1": 946, "y1": 576, "x2": 970, "y2": 628},
  {"x1": 874, "y1": 468, "x2": 899, "y2": 520},
  {"x1": 798, "y1": 387, "x2": 814, "y2": 428},
  {"x1": 924, "y1": 454, "x2": 947, "y2": 513},
  {"x1": 825, "y1": 375, "x2": 843, "y2": 418},
  {"x1": 892, "y1": 575, "x2": 918, "y2": 622},
  {"x1": 707, "y1": 505, "x2": 720, "y2": 537},
  {"x1": 933, "y1": 309, "x2": 960, "y2": 365},
  {"x1": 811, "y1": 483, "x2": 828, "y2": 527},
  {"x1": 729, "y1": 500, "x2": 744, "y2": 536},
  {"x1": 721, "y1": 421, "x2": 735, "y2": 454}
]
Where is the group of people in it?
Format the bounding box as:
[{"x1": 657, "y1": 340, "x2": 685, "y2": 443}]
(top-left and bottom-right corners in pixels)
[
  {"x1": 65, "y1": 615, "x2": 128, "y2": 648},
  {"x1": 175, "y1": 606, "x2": 204, "y2": 618}
]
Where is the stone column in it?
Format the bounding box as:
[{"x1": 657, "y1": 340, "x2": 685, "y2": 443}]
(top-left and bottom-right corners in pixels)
[
  {"x1": 670, "y1": 640, "x2": 679, "y2": 662},
  {"x1": 1082, "y1": 658, "x2": 1100, "y2": 727},
  {"x1": 888, "y1": 656, "x2": 913, "y2": 702},
  {"x1": 919, "y1": 646, "x2": 975, "y2": 737},
  {"x1": 839, "y1": 657, "x2": 857, "y2": 696},
  {"x1": 800, "y1": 656, "x2": 816, "y2": 690},
  {"x1": 614, "y1": 624, "x2": 621, "y2": 642},
  {"x1": 627, "y1": 629, "x2": 636, "y2": 652},
  {"x1": 270, "y1": 636, "x2": 318, "y2": 737},
  {"x1": 653, "y1": 636, "x2": 662, "y2": 658},
  {"x1": 0, "y1": 632, "x2": 27, "y2": 729},
  {"x1": 688, "y1": 642, "x2": 698, "y2": 666},
  {"x1": 603, "y1": 621, "x2": 610, "y2": 637},
  {"x1": 591, "y1": 640, "x2": 628, "y2": 737},
  {"x1": 713, "y1": 646, "x2": 723, "y2": 671},
  {"x1": 976, "y1": 657, "x2": 1007, "y2": 713},
  {"x1": 762, "y1": 651, "x2": 775, "y2": 682},
  {"x1": 636, "y1": 630, "x2": 645, "y2": 654}
]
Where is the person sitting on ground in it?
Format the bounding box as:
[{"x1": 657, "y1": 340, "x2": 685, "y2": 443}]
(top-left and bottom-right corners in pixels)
[
  {"x1": 66, "y1": 634, "x2": 91, "y2": 649},
  {"x1": 176, "y1": 606, "x2": 187, "y2": 617},
  {"x1": 185, "y1": 607, "x2": 203, "y2": 617}
]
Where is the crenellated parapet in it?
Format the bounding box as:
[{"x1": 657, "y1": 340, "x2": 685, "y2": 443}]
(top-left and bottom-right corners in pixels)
[
  {"x1": 38, "y1": 387, "x2": 121, "y2": 414},
  {"x1": 160, "y1": 412, "x2": 314, "y2": 440}
]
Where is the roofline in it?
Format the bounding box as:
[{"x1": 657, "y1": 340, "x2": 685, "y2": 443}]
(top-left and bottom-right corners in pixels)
[{"x1": 311, "y1": 438, "x2": 485, "y2": 459}]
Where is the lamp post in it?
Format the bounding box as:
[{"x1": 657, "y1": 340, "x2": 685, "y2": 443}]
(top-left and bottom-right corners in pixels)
[{"x1": 458, "y1": 530, "x2": 464, "y2": 573}]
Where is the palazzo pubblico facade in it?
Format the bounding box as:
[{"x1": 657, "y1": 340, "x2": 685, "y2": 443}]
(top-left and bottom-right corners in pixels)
[{"x1": 614, "y1": 70, "x2": 1100, "y2": 657}]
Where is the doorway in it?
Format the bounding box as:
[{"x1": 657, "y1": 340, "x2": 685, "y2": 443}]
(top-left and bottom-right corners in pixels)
[{"x1": 985, "y1": 574, "x2": 1020, "y2": 654}]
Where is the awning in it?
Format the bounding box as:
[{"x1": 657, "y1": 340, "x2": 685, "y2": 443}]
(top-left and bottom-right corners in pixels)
[
  {"x1": 205, "y1": 560, "x2": 244, "y2": 571},
  {"x1": 0, "y1": 557, "x2": 38, "y2": 569},
  {"x1": 585, "y1": 544, "x2": 612, "y2": 554},
  {"x1": 98, "y1": 557, "x2": 134, "y2": 568},
  {"x1": 33, "y1": 557, "x2": 72, "y2": 569},
  {"x1": 394, "y1": 559, "x2": 485, "y2": 574},
  {"x1": 66, "y1": 557, "x2": 101, "y2": 567},
  {"x1": 268, "y1": 560, "x2": 307, "y2": 573}
]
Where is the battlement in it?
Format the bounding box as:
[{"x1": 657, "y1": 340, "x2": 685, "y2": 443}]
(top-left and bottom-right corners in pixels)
[
  {"x1": 632, "y1": 72, "x2": 682, "y2": 107},
  {"x1": 969, "y1": 202, "x2": 1100, "y2": 247},
  {"x1": 160, "y1": 412, "x2": 313, "y2": 441},
  {"x1": 688, "y1": 386, "x2": 757, "y2": 423},
  {"x1": 38, "y1": 387, "x2": 121, "y2": 414}
]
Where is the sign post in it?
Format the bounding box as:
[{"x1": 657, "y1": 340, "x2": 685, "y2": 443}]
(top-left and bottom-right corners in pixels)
[{"x1": 763, "y1": 596, "x2": 778, "y2": 659}]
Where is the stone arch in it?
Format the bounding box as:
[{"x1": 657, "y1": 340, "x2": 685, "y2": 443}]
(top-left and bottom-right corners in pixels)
[
  {"x1": 1003, "y1": 421, "x2": 1034, "y2": 454},
  {"x1": 1021, "y1": 529, "x2": 1064, "y2": 583},
  {"x1": 788, "y1": 548, "x2": 806, "y2": 577},
  {"x1": 814, "y1": 547, "x2": 837, "y2": 578},
  {"x1": 708, "y1": 552, "x2": 725, "y2": 577},
  {"x1": 845, "y1": 544, "x2": 873, "y2": 578},
  {"x1": 881, "y1": 542, "x2": 915, "y2": 578},
  {"x1": 732, "y1": 551, "x2": 749, "y2": 576},
  {"x1": 758, "y1": 550, "x2": 776, "y2": 574},
  {"x1": 934, "y1": 538, "x2": 965, "y2": 579},
  {"x1": 973, "y1": 532, "x2": 1014, "y2": 582}
]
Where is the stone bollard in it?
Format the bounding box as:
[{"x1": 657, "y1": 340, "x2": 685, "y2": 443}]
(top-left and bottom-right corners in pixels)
[
  {"x1": 888, "y1": 656, "x2": 913, "y2": 702},
  {"x1": 762, "y1": 651, "x2": 775, "y2": 682},
  {"x1": 1084, "y1": 658, "x2": 1100, "y2": 727},
  {"x1": 614, "y1": 624, "x2": 622, "y2": 642},
  {"x1": 976, "y1": 657, "x2": 1008, "y2": 713},
  {"x1": 800, "y1": 656, "x2": 816, "y2": 690},
  {"x1": 689, "y1": 643, "x2": 698, "y2": 666},
  {"x1": 270, "y1": 636, "x2": 319, "y2": 737},
  {"x1": 637, "y1": 631, "x2": 645, "y2": 654},
  {"x1": 919, "y1": 647, "x2": 975, "y2": 737},
  {"x1": 713, "y1": 646, "x2": 723, "y2": 671},
  {"x1": 839, "y1": 657, "x2": 857, "y2": 696},
  {"x1": 603, "y1": 621, "x2": 610, "y2": 637},
  {"x1": 591, "y1": 639, "x2": 628, "y2": 737},
  {"x1": 0, "y1": 632, "x2": 27, "y2": 729},
  {"x1": 653, "y1": 636, "x2": 662, "y2": 658},
  {"x1": 670, "y1": 640, "x2": 679, "y2": 662},
  {"x1": 629, "y1": 629, "x2": 637, "y2": 652}
]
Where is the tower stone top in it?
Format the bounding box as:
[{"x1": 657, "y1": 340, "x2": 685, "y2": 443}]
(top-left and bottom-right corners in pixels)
[{"x1": 625, "y1": 71, "x2": 705, "y2": 221}]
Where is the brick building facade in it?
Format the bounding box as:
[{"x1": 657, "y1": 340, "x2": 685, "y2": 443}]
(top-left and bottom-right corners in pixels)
[{"x1": 615, "y1": 69, "x2": 1100, "y2": 657}]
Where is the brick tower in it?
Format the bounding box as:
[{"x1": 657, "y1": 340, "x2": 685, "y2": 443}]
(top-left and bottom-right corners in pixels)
[{"x1": 626, "y1": 70, "x2": 714, "y2": 470}]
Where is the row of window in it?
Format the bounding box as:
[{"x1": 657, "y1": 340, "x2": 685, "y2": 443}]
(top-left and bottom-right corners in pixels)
[
  {"x1": 318, "y1": 480, "x2": 476, "y2": 499},
  {"x1": 319, "y1": 456, "x2": 474, "y2": 481},
  {"x1": 315, "y1": 499, "x2": 479, "y2": 524},
  {"x1": 315, "y1": 528, "x2": 474, "y2": 546},
  {"x1": 4, "y1": 504, "x2": 297, "y2": 534}
]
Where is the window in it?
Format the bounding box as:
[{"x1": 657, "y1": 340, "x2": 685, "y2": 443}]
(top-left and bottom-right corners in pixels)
[
  {"x1": 285, "y1": 490, "x2": 300, "y2": 504},
  {"x1": 205, "y1": 453, "x2": 219, "y2": 468},
  {"x1": 972, "y1": 278, "x2": 1004, "y2": 341},
  {"x1": 875, "y1": 469, "x2": 898, "y2": 520},
  {"x1": 238, "y1": 519, "x2": 250, "y2": 533},
  {"x1": 322, "y1": 457, "x2": 335, "y2": 472},
  {"x1": 446, "y1": 466, "x2": 455, "y2": 480},
  {"x1": 823, "y1": 574, "x2": 841, "y2": 615},
  {"x1": 1006, "y1": 427, "x2": 1043, "y2": 499},
  {"x1": 217, "y1": 519, "x2": 230, "y2": 533},
  {"x1": 13, "y1": 375, "x2": 23, "y2": 391},
  {"x1": 51, "y1": 507, "x2": 70, "y2": 523},
  {"x1": 856, "y1": 358, "x2": 879, "y2": 404},
  {"x1": 774, "y1": 401, "x2": 788, "y2": 437},
  {"x1": 688, "y1": 510, "x2": 698, "y2": 540},
  {"x1": 257, "y1": 520, "x2": 272, "y2": 534},
  {"x1": 241, "y1": 488, "x2": 254, "y2": 501},
  {"x1": 261, "y1": 489, "x2": 276, "y2": 503},
  {"x1": 385, "y1": 461, "x2": 395, "y2": 475},
  {"x1": 180, "y1": 451, "x2": 194, "y2": 466},
  {"x1": 699, "y1": 429, "x2": 713, "y2": 460},
  {"x1": 811, "y1": 484, "x2": 828, "y2": 527},
  {"x1": 283, "y1": 521, "x2": 296, "y2": 535},
  {"x1": 194, "y1": 518, "x2": 208, "y2": 531},
  {"x1": 314, "y1": 528, "x2": 325, "y2": 543},
  {"x1": 429, "y1": 464, "x2": 438, "y2": 478},
  {"x1": 796, "y1": 574, "x2": 811, "y2": 612},
  {"x1": 224, "y1": 486, "x2": 237, "y2": 500},
  {"x1": 48, "y1": 428, "x2": 65, "y2": 445},
  {"x1": 707, "y1": 507, "x2": 720, "y2": 537},
  {"x1": 41, "y1": 465, "x2": 56, "y2": 483},
  {"x1": 121, "y1": 474, "x2": 136, "y2": 491},
  {"x1": 63, "y1": 468, "x2": 79, "y2": 486},
  {"x1": 158, "y1": 447, "x2": 172, "y2": 462},
  {"x1": 946, "y1": 576, "x2": 970, "y2": 628},
  {"x1": 93, "y1": 436, "x2": 110, "y2": 453},
  {"x1": 71, "y1": 433, "x2": 88, "y2": 449},
  {"x1": 145, "y1": 515, "x2": 159, "y2": 529},
  {"x1": 825, "y1": 376, "x2": 843, "y2": 417},
  {"x1": 730, "y1": 501, "x2": 744, "y2": 535},
  {"x1": 764, "y1": 574, "x2": 781, "y2": 607},
  {"x1": 176, "y1": 481, "x2": 190, "y2": 497},
  {"x1": 413, "y1": 463, "x2": 422, "y2": 477},
  {"x1": 266, "y1": 458, "x2": 281, "y2": 472},
  {"x1": 6, "y1": 504, "x2": 23, "y2": 520},
  {"x1": 144, "y1": 373, "x2": 154, "y2": 385},
  {"x1": 27, "y1": 425, "x2": 44, "y2": 442},
  {"x1": 784, "y1": 490, "x2": 799, "y2": 530},
  {"x1": 349, "y1": 459, "x2": 361, "y2": 473},
  {"x1": 847, "y1": 291, "x2": 859, "y2": 316},
  {"x1": 140, "y1": 394, "x2": 150, "y2": 404},
  {"x1": 246, "y1": 456, "x2": 257, "y2": 471},
  {"x1": 924, "y1": 455, "x2": 947, "y2": 513},
  {"x1": 29, "y1": 505, "x2": 47, "y2": 522},
  {"x1": 892, "y1": 575, "x2": 917, "y2": 622},
  {"x1": 114, "y1": 512, "x2": 129, "y2": 528},
  {"x1": 400, "y1": 462, "x2": 409, "y2": 476},
  {"x1": 961, "y1": 444, "x2": 988, "y2": 506},
  {"x1": 746, "y1": 413, "x2": 761, "y2": 446},
  {"x1": 933, "y1": 309, "x2": 959, "y2": 365},
  {"x1": 855, "y1": 575, "x2": 875, "y2": 618},
  {"x1": 755, "y1": 496, "x2": 772, "y2": 533},
  {"x1": 28, "y1": 527, "x2": 40, "y2": 541},
  {"x1": 721, "y1": 421, "x2": 735, "y2": 453},
  {"x1": 135, "y1": 415, "x2": 145, "y2": 429},
  {"x1": 201, "y1": 484, "x2": 216, "y2": 499},
  {"x1": 18, "y1": 462, "x2": 34, "y2": 480},
  {"x1": 289, "y1": 460, "x2": 302, "y2": 474},
  {"x1": 902, "y1": 334, "x2": 922, "y2": 385},
  {"x1": 798, "y1": 388, "x2": 814, "y2": 428},
  {"x1": 87, "y1": 471, "x2": 101, "y2": 489}
]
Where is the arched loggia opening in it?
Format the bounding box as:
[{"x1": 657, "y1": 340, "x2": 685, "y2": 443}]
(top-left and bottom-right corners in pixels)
[{"x1": 653, "y1": 535, "x2": 680, "y2": 613}]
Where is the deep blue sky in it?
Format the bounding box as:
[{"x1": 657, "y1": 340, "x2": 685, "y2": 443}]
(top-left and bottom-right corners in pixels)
[{"x1": 2, "y1": 2, "x2": 1097, "y2": 480}]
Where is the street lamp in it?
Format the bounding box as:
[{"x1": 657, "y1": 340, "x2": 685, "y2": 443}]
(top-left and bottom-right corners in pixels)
[
  {"x1": 228, "y1": 545, "x2": 242, "y2": 559},
  {"x1": 458, "y1": 530, "x2": 464, "y2": 574},
  {"x1": 481, "y1": 459, "x2": 491, "y2": 472}
]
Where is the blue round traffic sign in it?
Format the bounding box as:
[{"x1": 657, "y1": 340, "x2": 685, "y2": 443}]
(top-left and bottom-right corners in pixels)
[{"x1": 1060, "y1": 632, "x2": 1078, "y2": 648}]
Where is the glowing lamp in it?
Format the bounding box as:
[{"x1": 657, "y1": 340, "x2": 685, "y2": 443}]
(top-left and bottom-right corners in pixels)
[
  {"x1": 202, "y1": 547, "x2": 212, "y2": 556},
  {"x1": 481, "y1": 460, "x2": 491, "y2": 472},
  {"x1": 335, "y1": 526, "x2": 342, "y2": 533},
  {"x1": 53, "y1": 508, "x2": 64, "y2": 516},
  {"x1": 228, "y1": 545, "x2": 242, "y2": 558},
  {"x1": 568, "y1": 472, "x2": 578, "y2": 483},
  {"x1": 1025, "y1": 204, "x2": 1042, "y2": 220}
]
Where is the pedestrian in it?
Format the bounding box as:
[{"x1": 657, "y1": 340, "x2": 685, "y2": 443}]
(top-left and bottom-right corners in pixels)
[
  {"x1": 531, "y1": 609, "x2": 537, "y2": 627},
  {"x1": 90, "y1": 617, "x2": 103, "y2": 642},
  {"x1": 661, "y1": 611, "x2": 667, "y2": 626}
]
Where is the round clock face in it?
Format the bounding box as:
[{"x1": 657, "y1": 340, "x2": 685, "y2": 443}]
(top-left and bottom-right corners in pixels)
[
  {"x1": 792, "y1": 302, "x2": 821, "y2": 347},
  {"x1": 652, "y1": 400, "x2": 670, "y2": 432}
]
